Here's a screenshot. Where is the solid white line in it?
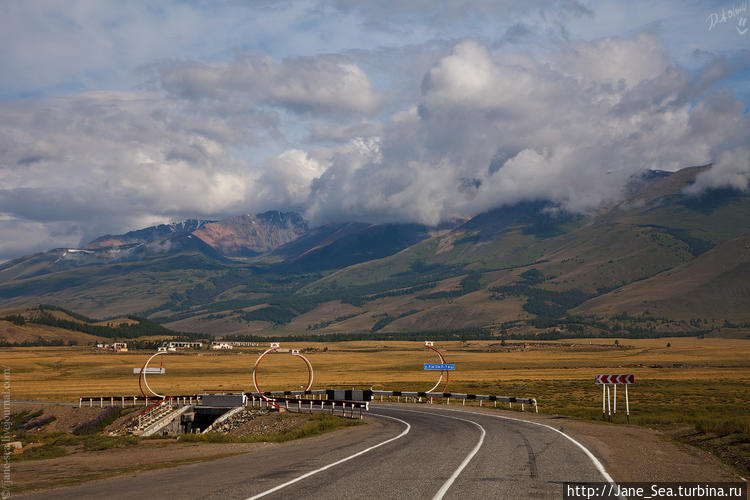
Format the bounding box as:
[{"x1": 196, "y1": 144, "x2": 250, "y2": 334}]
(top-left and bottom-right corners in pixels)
[
  {"x1": 419, "y1": 406, "x2": 618, "y2": 483},
  {"x1": 245, "y1": 413, "x2": 411, "y2": 500},
  {"x1": 393, "y1": 408, "x2": 487, "y2": 500},
  {"x1": 433, "y1": 416, "x2": 486, "y2": 500}
]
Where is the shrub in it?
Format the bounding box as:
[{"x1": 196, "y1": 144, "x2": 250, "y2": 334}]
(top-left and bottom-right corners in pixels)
[
  {"x1": 22, "y1": 415, "x2": 56, "y2": 431},
  {"x1": 14, "y1": 444, "x2": 67, "y2": 461},
  {"x1": 73, "y1": 407, "x2": 122, "y2": 435}
]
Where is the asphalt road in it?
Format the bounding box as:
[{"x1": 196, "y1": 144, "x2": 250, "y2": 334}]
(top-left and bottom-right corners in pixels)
[{"x1": 20, "y1": 404, "x2": 611, "y2": 499}]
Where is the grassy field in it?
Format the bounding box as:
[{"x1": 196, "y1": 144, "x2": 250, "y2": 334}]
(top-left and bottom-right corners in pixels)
[
  {"x1": 2, "y1": 337, "x2": 748, "y2": 419},
  {"x1": 3, "y1": 337, "x2": 749, "y2": 475}
]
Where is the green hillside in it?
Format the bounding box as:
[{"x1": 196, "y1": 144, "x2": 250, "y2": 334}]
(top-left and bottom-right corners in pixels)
[{"x1": 0, "y1": 167, "x2": 748, "y2": 339}]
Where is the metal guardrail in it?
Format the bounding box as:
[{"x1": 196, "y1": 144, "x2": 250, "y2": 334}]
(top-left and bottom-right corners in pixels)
[
  {"x1": 78, "y1": 395, "x2": 201, "y2": 408},
  {"x1": 371, "y1": 390, "x2": 538, "y2": 411},
  {"x1": 247, "y1": 394, "x2": 368, "y2": 419},
  {"x1": 77, "y1": 389, "x2": 537, "y2": 413}
]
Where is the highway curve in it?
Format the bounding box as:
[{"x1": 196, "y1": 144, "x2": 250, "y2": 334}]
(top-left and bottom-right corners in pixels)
[{"x1": 20, "y1": 404, "x2": 611, "y2": 500}]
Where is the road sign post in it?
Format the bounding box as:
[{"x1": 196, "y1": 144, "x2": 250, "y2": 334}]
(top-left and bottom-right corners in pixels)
[
  {"x1": 595, "y1": 374, "x2": 635, "y2": 423},
  {"x1": 614, "y1": 384, "x2": 617, "y2": 418},
  {"x1": 625, "y1": 383, "x2": 630, "y2": 424}
]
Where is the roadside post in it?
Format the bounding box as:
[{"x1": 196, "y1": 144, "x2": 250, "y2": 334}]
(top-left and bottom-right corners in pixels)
[{"x1": 595, "y1": 374, "x2": 635, "y2": 423}]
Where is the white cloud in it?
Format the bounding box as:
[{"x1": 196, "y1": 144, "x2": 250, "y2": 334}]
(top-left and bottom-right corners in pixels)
[
  {"x1": 684, "y1": 147, "x2": 750, "y2": 195},
  {"x1": 554, "y1": 33, "x2": 669, "y2": 88},
  {"x1": 155, "y1": 53, "x2": 380, "y2": 116},
  {"x1": 0, "y1": 91, "x2": 264, "y2": 253},
  {"x1": 1, "y1": 0, "x2": 750, "y2": 262},
  {"x1": 0, "y1": 218, "x2": 79, "y2": 262},
  {"x1": 257, "y1": 149, "x2": 326, "y2": 209},
  {"x1": 302, "y1": 35, "x2": 750, "y2": 226}
]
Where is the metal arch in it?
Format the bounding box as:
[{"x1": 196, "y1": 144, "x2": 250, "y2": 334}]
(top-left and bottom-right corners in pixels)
[
  {"x1": 139, "y1": 350, "x2": 168, "y2": 402},
  {"x1": 252, "y1": 344, "x2": 315, "y2": 409},
  {"x1": 253, "y1": 344, "x2": 281, "y2": 408},
  {"x1": 424, "y1": 341, "x2": 450, "y2": 393},
  {"x1": 290, "y1": 350, "x2": 314, "y2": 391}
]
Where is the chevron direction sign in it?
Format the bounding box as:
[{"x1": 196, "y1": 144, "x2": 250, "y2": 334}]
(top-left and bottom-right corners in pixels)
[{"x1": 595, "y1": 374, "x2": 634, "y2": 384}]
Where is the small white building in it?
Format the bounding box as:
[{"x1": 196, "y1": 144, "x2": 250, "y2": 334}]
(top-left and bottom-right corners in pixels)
[
  {"x1": 211, "y1": 342, "x2": 234, "y2": 350},
  {"x1": 222, "y1": 341, "x2": 259, "y2": 347},
  {"x1": 167, "y1": 341, "x2": 203, "y2": 349},
  {"x1": 113, "y1": 342, "x2": 128, "y2": 352}
]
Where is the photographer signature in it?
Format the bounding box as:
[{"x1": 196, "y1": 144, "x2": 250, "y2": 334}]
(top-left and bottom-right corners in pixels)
[{"x1": 706, "y1": 3, "x2": 748, "y2": 35}]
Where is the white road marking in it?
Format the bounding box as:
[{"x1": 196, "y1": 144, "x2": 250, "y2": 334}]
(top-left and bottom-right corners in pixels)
[
  {"x1": 415, "y1": 406, "x2": 626, "y2": 499},
  {"x1": 388, "y1": 407, "x2": 487, "y2": 500},
  {"x1": 432, "y1": 415, "x2": 486, "y2": 500},
  {"x1": 245, "y1": 413, "x2": 410, "y2": 500}
]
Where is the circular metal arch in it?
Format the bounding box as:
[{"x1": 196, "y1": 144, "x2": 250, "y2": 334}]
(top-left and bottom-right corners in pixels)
[
  {"x1": 290, "y1": 349, "x2": 314, "y2": 391},
  {"x1": 139, "y1": 350, "x2": 168, "y2": 402},
  {"x1": 424, "y1": 341, "x2": 450, "y2": 393},
  {"x1": 252, "y1": 344, "x2": 314, "y2": 409}
]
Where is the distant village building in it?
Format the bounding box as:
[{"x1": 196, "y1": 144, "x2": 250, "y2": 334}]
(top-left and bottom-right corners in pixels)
[
  {"x1": 113, "y1": 342, "x2": 128, "y2": 352},
  {"x1": 211, "y1": 342, "x2": 233, "y2": 350},
  {"x1": 167, "y1": 341, "x2": 203, "y2": 349}
]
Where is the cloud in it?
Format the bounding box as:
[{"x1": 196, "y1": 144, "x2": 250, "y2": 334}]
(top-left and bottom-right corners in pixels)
[
  {"x1": 302, "y1": 35, "x2": 750, "y2": 225},
  {"x1": 256, "y1": 149, "x2": 326, "y2": 209},
  {"x1": 154, "y1": 53, "x2": 380, "y2": 117},
  {"x1": 554, "y1": 33, "x2": 669, "y2": 88},
  {"x1": 0, "y1": 217, "x2": 80, "y2": 262},
  {"x1": 2, "y1": 2, "x2": 750, "y2": 262},
  {"x1": 0, "y1": 86, "x2": 355, "y2": 259},
  {"x1": 0, "y1": 91, "x2": 263, "y2": 250},
  {"x1": 684, "y1": 147, "x2": 750, "y2": 195}
]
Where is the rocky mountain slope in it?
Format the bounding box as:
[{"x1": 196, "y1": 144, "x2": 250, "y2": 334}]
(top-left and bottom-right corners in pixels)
[{"x1": 191, "y1": 212, "x2": 308, "y2": 257}]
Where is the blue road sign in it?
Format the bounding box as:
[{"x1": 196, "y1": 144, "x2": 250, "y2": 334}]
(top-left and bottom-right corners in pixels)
[{"x1": 424, "y1": 363, "x2": 455, "y2": 370}]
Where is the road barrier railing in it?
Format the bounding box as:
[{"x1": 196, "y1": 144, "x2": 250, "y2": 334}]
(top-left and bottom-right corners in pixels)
[
  {"x1": 77, "y1": 389, "x2": 537, "y2": 415},
  {"x1": 78, "y1": 395, "x2": 201, "y2": 408},
  {"x1": 371, "y1": 390, "x2": 538, "y2": 412},
  {"x1": 246, "y1": 393, "x2": 368, "y2": 419},
  {"x1": 247, "y1": 389, "x2": 329, "y2": 398}
]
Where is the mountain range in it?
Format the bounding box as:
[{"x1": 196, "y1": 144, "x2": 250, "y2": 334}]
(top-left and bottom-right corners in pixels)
[{"x1": 1, "y1": 165, "x2": 749, "y2": 339}]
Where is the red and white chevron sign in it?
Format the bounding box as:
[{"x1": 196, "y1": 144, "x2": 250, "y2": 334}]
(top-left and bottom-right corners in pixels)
[{"x1": 595, "y1": 374, "x2": 635, "y2": 384}]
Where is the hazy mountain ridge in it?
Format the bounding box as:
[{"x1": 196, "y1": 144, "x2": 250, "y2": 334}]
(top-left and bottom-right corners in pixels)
[{"x1": 1, "y1": 167, "x2": 748, "y2": 337}]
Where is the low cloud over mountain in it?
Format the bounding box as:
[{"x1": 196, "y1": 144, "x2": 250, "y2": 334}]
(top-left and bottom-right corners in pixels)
[{"x1": 1, "y1": 2, "x2": 749, "y2": 261}]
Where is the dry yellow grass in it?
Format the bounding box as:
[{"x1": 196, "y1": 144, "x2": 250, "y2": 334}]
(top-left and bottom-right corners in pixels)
[
  {"x1": 4, "y1": 336, "x2": 750, "y2": 478},
  {"x1": 1, "y1": 337, "x2": 748, "y2": 402}
]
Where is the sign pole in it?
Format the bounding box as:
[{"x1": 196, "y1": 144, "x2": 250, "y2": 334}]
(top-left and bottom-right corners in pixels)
[
  {"x1": 613, "y1": 384, "x2": 617, "y2": 419},
  {"x1": 625, "y1": 383, "x2": 630, "y2": 424},
  {"x1": 596, "y1": 374, "x2": 634, "y2": 424},
  {"x1": 606, "y1": 384, "x2": 611, "y2": 422}
]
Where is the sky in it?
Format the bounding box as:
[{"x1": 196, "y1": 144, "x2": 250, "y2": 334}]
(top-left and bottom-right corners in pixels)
[{"x1": 1, "y1": 0, "x2": 749, "y2": 261}]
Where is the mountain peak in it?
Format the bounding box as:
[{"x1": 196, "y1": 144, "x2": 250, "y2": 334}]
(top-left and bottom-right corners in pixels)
[
  {"x1": 84, "y1": 219, "x2": 212, "y2": 250},
  {"x1": 191, "y1": 211, "x2": 308, "y2": 257}
]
